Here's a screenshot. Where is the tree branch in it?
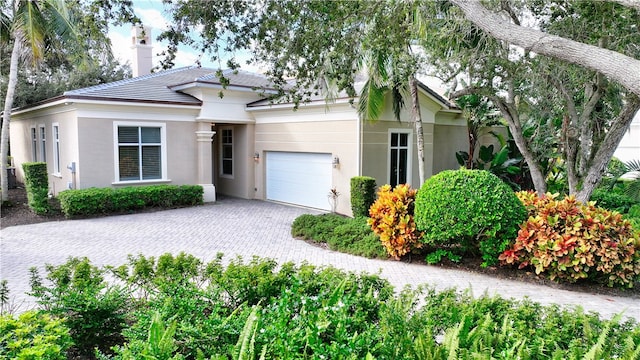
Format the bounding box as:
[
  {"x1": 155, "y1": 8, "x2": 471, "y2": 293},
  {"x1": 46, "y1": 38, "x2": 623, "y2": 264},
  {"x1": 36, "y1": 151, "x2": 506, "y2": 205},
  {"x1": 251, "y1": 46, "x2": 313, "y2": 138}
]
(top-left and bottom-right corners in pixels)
[{"x1": 449, "y1": 0, "x2": 640, "y2": 96}]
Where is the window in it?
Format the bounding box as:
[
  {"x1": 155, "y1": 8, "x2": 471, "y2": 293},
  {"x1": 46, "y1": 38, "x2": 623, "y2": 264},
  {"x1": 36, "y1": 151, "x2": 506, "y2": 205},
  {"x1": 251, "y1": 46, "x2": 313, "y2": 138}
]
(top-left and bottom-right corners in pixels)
[
  {"x1": 30, "y1": 127, "x2": 38, "y2": 161},
  {"x1": 114, "y1": 122, "x2": 166, "y2": 182},
  {"x1": 221, "y1": 128, "x2": 233, "y2": 176},
  {"x1": 389, "y1": 131, "x2": 411, "y2": 187},
  {"x1": 52, "y1": 124, "x2": 61, "y2": 174},
  {"x1": 39, "y1": 125, "x2": 46, "y2": 162}
]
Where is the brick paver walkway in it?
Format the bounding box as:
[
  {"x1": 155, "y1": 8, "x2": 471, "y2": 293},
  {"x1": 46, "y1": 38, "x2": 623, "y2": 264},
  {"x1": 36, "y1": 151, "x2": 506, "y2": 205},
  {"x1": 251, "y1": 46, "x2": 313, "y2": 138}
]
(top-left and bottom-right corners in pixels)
[{"x1": 1, "y1": 198, "x2": 638, "y2": 321}]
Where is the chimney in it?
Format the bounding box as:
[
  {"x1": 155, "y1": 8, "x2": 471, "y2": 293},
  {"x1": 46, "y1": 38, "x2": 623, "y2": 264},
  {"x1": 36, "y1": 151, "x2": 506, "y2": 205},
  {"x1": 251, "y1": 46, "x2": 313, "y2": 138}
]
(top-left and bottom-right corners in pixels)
[{"x1": 131, "y1": 25, "x2": 153, "y2": 77}]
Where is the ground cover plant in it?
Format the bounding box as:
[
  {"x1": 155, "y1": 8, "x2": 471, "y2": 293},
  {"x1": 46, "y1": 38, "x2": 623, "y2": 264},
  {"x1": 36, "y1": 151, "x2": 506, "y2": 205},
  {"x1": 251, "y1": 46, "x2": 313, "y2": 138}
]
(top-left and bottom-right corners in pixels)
[
  {"x1": 3, "y1": 253, "x2": 640, "y2": 359},
  {"x1": 292, "y1": 213, "x2": 387, "y2": 258}
]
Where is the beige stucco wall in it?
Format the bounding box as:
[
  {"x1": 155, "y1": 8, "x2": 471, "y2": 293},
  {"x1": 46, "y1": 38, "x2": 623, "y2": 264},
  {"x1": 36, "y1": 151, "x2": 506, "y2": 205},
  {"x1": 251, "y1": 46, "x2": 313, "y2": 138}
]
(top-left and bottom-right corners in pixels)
[
  {"x1": 251, "y1": 103, "x2": 359, "y2": 215},
  {"x1": 214, "y1": 123, "x2": 256, "y2": 199},
  {"x1": 10, "y1": 104, "x2": 80, "y2": 196},
  {"x1": 11, "y1": 102, "x2": 203, "y2": 195},
  {"x1": 74, "y1": 117, "x2": 200, "y2": 189}
]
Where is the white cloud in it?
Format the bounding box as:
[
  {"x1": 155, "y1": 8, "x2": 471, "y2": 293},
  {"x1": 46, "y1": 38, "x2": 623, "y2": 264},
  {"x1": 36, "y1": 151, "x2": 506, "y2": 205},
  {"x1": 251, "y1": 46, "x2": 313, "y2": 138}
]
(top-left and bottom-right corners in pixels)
[
  {"x1": 108, "y1": 28, "x2": 132, "y2": 66},
  {"x1": 136, "y1": 7, "x2": 169, "y2": 31}
]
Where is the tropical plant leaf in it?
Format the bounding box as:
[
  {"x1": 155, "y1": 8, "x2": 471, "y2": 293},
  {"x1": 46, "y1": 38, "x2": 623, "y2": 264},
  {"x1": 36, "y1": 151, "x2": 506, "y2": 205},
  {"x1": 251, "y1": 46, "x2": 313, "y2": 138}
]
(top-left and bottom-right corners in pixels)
[{"x1": 358, "y1": 78, "x2": 387, "y2": 122}]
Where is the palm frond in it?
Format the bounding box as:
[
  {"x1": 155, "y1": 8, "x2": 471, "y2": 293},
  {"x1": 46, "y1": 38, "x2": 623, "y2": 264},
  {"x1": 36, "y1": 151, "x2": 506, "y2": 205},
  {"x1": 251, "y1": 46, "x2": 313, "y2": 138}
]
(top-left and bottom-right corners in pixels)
[
  {"x1": 624, "y1": 159, "x2": 640, "y2": 172},
  {"x1": 391, "y1": 80, "x2": 407, "y2": 121},
  {"x1": 358, "y1": 78, "x2": 387, "y2": 122},
  {"x1": 14, "y1": 0, "x2": 47, "y2": 65}
]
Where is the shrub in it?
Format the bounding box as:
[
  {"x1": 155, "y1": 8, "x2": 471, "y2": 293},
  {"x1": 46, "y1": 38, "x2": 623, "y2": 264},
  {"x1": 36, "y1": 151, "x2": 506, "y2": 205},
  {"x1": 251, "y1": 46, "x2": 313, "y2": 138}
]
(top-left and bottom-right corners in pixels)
[
  {"x1": 590, "y1": 188, "x2": 637, "y2": 213},
  {"x1": 29, "y1": 257, "x2": 131, "y2": 356},
  {"x1": 368, "y1": 184, "x2": 422, "y2": 259},
  {"x1": 500, "y1": 192, "x2": 640, "y2": 287},
  {"x1": 626, "y1": 204, "x2": 640, "y2": 230},
  {"x1": 415, "y1": 169, "x2": 527, "y2": 266},
  {"x1": 22, "y1": 162, "x2": 50, "y2": 215},
  {"x1": 58, "y1": 185, "x2": 203, "y2": 218},
  {"x1": 350, "y1": 176, "x2": 377, "y2": 217},
  {"x1": 0, "y1": 311, "x2": 72, "y2": 359}
]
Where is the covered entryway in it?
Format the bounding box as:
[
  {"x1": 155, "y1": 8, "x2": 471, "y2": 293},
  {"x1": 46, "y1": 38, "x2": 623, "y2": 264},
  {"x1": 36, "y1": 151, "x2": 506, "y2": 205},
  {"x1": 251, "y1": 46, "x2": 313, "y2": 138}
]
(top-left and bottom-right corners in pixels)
[{"x1": 265, "y1": 152, "x2": 332, "y2": 210}]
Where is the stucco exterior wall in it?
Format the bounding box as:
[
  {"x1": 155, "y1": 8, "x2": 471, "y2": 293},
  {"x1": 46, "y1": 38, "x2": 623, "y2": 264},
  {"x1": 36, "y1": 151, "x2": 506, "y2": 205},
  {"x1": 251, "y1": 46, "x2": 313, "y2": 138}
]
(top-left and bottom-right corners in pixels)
[
  {"x1": 252, "y1": 103, "x2": 359, "y2": 215},
  {"x1": 214, "y1": 123, "x2": 256, "y2": 199},
  {"x1": 10, "y1": 104, "x2": 80, "y2": 196},
  {"x1": 614, "y1": 113, "x2": 640, "y2": 163},
  {"x1": 361, "y1": 119, "x2": 427, "y2": 189}
]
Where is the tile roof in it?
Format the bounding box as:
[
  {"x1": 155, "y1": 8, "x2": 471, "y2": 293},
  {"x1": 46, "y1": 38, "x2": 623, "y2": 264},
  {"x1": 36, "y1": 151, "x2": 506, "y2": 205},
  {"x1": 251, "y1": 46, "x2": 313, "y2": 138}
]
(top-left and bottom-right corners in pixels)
[
  {"x1": 63, "y1": 67, "x2": 274, "y2": 105},
  {"x1": 192, "y1": 69, "x2": 276, "y2": 90}
]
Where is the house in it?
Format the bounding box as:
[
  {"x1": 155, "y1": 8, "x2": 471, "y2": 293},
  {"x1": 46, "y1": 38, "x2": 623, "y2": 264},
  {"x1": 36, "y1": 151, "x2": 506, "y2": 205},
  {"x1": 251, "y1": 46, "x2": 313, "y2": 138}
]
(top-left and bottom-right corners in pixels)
[
  {"x1": 614, "y1": 112, "x2": 640, "y2": 164},
  {"x1": 9, "y1": 27, "x2": 469, "y2": 216}
]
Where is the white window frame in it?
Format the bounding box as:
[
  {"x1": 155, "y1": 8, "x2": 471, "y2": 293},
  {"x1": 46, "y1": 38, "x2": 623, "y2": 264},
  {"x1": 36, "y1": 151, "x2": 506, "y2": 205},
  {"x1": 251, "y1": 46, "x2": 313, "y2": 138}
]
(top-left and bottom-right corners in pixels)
[
  {"x1": 30, "y1": 126, "x2": 38, "y2": 162},
  {"x1": 52, "y1": 123, "x2": 61, "y2": 176},
  {"x1": 220, "y1": 127, "x2": 234, "y2": 179},
  {"x1": 39, "y1": 124, "x2": 46, "y2": 163},
  {"x1": 388, "y1": 129, "x2": 413, "y2": 187},
  {"x1": 112, "y1": 121, "x2": 169, "y2": 184}
]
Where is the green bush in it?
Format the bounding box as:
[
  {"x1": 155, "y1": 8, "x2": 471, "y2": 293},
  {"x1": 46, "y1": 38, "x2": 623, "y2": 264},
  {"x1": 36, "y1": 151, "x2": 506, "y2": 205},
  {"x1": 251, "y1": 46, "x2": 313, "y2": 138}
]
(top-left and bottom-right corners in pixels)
[
  {"x1": 0, "y1": 311, "x2": 72, "y2": 359},
  {"x1": 415, "y1": 169, "x2": 527, "y2": 266},
  {"x1": 17, "y1": 254, "x2": 640, "y2": 359},
  {"x1": 590, "y1": 188, "x2": 637, "y2": 213},
  {"x1": 105, "y1": 255, "x2": 640, "y2": 359},
  {"x1": 22, "y1": 162, "x2": 50, "y2": 215},
  {"x1": 350, "y1": 176, "x2": 377, "y2": 217},
  {"x1": 57, "y1": 185, "x2": 203, "y2": 218},
  {"x1": 626, "y1": 204, "x2": 640, "y2": 230},
  {"x1": 29, "y1": 257, "x2": 131, "y2": 357},
  {"x1": 109, "y1": 254, "x2": 393, "y2": 358}
]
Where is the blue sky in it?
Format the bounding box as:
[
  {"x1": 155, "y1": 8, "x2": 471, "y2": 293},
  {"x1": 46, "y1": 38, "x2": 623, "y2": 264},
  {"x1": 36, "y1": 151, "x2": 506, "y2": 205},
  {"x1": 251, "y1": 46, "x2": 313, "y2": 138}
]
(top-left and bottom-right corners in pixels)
[{"x1": 107, "y1": 0, "x2": 256, "y2": 71}]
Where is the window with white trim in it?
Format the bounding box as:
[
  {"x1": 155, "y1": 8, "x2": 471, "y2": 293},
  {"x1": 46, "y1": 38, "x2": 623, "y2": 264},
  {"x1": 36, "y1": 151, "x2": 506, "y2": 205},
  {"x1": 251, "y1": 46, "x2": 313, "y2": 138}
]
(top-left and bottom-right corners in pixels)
[
  {"x1": 114, "y1": 122, "x2": 166, "y2": 182},
  {"x1": 220, "y1": 128, "x2": 233, "y2": 177},
  {"x1": 30, "y1": 127, "x2": 38, "y2": 161},
  {"x1": 389, "y1": 130, "x2": 411, "y2": 187},
  {"x1": 52, "y1": 124, "x2": 61, "y2": 174},
  {"x1": 39, "y1": 125, "x2": 46, "y2": 162}
]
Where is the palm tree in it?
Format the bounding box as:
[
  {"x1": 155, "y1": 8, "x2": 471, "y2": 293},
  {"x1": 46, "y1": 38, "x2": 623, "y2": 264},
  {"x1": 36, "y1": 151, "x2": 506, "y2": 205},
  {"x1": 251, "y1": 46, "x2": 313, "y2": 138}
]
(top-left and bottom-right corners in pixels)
[
  {"x1": 357, "y1": 2, "x2": 428, "y2": 185},
  {"x1": 1, "y1": 0, "x2": 78, "y2": 202}
]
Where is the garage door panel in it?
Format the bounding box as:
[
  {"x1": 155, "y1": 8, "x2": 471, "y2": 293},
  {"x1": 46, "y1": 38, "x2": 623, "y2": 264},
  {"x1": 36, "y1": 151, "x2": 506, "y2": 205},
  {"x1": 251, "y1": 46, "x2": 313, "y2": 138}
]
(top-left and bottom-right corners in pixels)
[{"x1": 266, "y1": 152, "x2": 331, "y2": 210}]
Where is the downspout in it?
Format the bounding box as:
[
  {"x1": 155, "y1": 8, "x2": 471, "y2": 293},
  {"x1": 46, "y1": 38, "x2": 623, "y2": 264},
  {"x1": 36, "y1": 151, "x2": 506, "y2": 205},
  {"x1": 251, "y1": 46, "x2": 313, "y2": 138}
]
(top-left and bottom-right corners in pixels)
[{"x1": 357, "y1": 113, "x2": 363, "y2": 175}]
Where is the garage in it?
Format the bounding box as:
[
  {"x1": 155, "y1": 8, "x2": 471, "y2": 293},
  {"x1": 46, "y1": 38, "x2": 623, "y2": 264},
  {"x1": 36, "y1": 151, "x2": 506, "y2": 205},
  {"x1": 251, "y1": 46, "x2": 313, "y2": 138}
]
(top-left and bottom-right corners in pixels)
[{"x1": 266, "y1": 152, "x2": 332, "y2": 210}]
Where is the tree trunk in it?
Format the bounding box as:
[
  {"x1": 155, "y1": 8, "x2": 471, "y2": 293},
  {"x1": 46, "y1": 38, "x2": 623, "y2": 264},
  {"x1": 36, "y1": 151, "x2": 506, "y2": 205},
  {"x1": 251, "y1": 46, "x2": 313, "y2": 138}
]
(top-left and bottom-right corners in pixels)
[
  {"x1": 491, "y1": 97, "x2": 548, "y2": 195},
  {"x1": 1, "y1": 40, "x2": 20, "y2": 202},
  {"x1": 409, "y1": 75, "x2": 426, "y2": 185},
  {"x1": 449, "y1": 0, "x2": 640, "y2": 97},
  {"x1": 574, "y1": 95, "x2": 640, "y2": 202}
]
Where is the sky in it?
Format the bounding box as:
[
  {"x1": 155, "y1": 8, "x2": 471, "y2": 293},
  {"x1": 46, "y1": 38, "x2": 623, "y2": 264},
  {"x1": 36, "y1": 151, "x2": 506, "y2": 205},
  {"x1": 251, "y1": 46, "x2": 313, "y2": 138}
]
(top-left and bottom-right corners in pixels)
[{"x1": 107, "y1": 0, "x2": 256, "y2": 72}]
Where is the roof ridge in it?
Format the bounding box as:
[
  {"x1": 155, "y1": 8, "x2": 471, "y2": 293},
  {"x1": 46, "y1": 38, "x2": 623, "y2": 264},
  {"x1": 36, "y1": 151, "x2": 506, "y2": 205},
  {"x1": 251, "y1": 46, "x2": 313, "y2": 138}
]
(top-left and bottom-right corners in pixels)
[{"x1": 63, "y1": 66, "x2": 199, "y2": 95}]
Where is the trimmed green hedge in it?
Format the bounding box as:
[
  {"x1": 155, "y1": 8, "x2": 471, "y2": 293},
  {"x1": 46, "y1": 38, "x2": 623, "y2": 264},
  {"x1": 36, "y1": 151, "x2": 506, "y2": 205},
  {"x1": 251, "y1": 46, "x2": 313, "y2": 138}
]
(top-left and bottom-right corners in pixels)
[
  {"x1": 22, "y1": 162, "x2": 50, "y2": 215},
  {"x1": 350, "y1": 176, "x2": 377, "y2": 217},
  {"x1": 415, "y1": 169, "x2": 527, "y2": 267},
  {"x1": 58, "y1": 185, "x2": 203, "y2": 218}
]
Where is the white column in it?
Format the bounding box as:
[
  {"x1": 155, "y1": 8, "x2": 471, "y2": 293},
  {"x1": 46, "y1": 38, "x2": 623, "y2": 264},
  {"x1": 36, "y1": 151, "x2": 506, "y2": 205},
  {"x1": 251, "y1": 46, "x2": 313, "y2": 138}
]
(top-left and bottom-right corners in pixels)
[{"x1": 196, "y1": 126, "x2": 216, "y2": 202}]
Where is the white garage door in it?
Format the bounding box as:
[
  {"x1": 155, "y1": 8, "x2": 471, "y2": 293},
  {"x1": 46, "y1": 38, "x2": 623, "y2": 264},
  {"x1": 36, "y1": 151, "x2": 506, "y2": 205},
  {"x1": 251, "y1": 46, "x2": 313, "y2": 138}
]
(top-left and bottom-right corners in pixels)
[{"x1": 266, "y1": 152, "x2": 332, "y2": 210}]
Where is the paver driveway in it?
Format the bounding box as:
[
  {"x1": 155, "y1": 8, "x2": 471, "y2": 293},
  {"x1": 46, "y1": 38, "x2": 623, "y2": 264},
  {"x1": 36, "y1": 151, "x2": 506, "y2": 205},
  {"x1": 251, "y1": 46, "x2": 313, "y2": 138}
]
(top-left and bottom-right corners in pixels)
[{"x1": 1, "y1": 197, "x2": 638, "y2": 321}]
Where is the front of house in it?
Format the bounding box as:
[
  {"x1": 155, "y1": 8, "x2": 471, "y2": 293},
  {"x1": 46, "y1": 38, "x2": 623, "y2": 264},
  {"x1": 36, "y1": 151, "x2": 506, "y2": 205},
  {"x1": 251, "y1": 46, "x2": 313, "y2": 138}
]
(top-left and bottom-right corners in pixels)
[{"x1": 9, "y1": 28, "x2": 470, "y2": 216}]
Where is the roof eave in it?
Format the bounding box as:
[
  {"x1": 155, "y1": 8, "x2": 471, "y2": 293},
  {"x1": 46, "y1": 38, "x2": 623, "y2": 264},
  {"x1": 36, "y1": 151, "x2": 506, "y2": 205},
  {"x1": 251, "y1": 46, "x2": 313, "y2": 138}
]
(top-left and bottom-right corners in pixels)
[{"x1": 169, "y1": 80, "x2": 279, "y2": 95}]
